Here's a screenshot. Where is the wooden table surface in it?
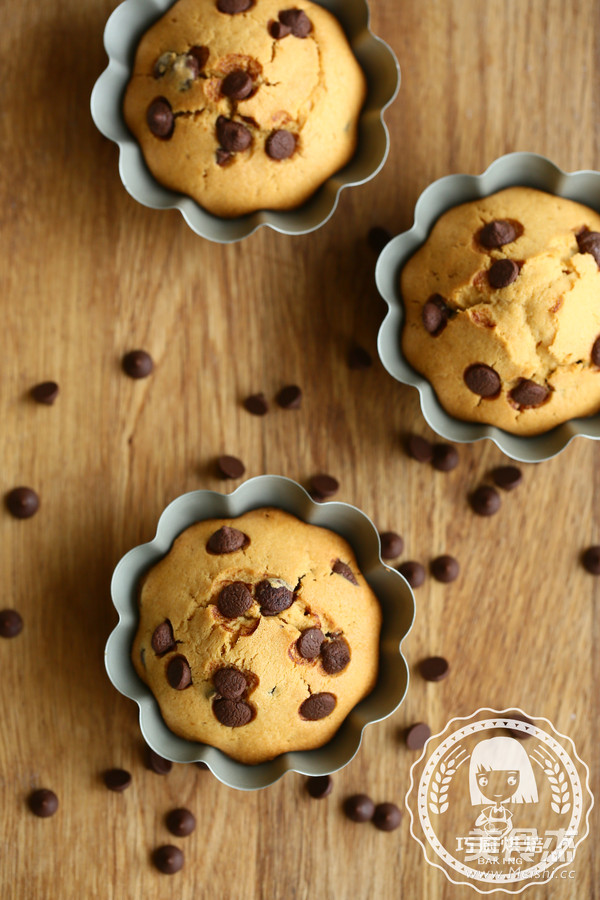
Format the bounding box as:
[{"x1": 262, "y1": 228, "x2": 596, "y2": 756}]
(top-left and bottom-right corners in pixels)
[{"x1": 1, "y1": 0, "x2": 598, "y2": 897}]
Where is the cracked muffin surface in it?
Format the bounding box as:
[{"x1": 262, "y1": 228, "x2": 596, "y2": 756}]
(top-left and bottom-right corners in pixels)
[
  {"x1": 132, "y1": 508, "x2": 381, "y2": 763},
  {"x1": 122, "y1": 0, "x2": 366, "y2": 217},
  {"x1": 400, "y1": 187, "x2": 600, "y2": 435}
]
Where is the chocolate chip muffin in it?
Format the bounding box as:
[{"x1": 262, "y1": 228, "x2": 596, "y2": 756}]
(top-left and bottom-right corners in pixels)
[
  {"x1": 401, "y1": 187, "x2": 600, "y2": 435},
  {"x1": 122, "y1": 0, "x2": 366, "y2": 217},
  {"x1": 132, "y1": 508, "x2": 381, "y2": 763}
]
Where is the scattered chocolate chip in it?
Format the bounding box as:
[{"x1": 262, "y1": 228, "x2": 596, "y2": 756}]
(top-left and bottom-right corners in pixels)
[
  {"x1": 221, "y1": 69, "x2": 253, "y2": 100},
  {"x1": 321, "y1": 638, "x2": 350, "y2": 675},
  {"x1": 103, "y1": 768, "x2": 132, "y2": 792},
  {"x1": 153, "y1": 844, "x2": 184, "y2": 875},
  {"x1": 146, "y1": 97, "x2": 174, "y2": 139},
  {"x1": 297, "y1": 627, "x2": 324, "y2": 659},
  {"x1": 344, "y1": 793, "x2": 375, "y2": 822},
  {"x1": 213, "y1": 666, "x2": 247, "y2": 700},
  {"x1": 269, "y1": 19, "x2": 291, "y2": 38},
  {"x1": 419, "y1": 656, "x2": 449, "y2": 682},
  {"x1": 145, "y1": 747, "x2": 172, "y2": 775},
  {"x1": 432, "y1": 444, "x2": 459, "y2": 472},
  {"x1": 576, "y1": 229, "x2": 600, "y2": 267},
  {"x1": 217, "y1": 0, "x2": 252, "y2": 13},
  {"x1": 470, "y1": 485, "x2": 501, "y2": 517},
  {"x1": 256, "y1": 580, "x2": 294, "y2": 615},
  {"x1": 188, "y1": 45, "x2": 209, "y2": 70},
  {"x1": 207, "y1": 526, "x2": 249, "y2": 554},
  {"x1": 31, "y1": 381, "x2": 59, "y2": 405},
  {"x1": 0, "y1": 609, "x2": 23, "y2": 638},
  {"x1": 216, "y1": 116, "x2": 252, "y2": 152},
  {"x1": 216, "y1": 148, "x2": 232, "y2": 166},
  {"x1": 28, "y1": 788, "x2": 59, "y2": 818},
  {"x1": 216, "y1": 454, "x2": 245, "y2": 479},
  {"x1": 151, "y1": 621, "x2": 176, "y2": 656},
  {"x1": 299, "y1": 692, "x2": 336, "y2": 720},
  {"x1": 310, "y1": 474, "x2": 339, "y2": 498},
  {"x1": 422, "y1": 294, "x2": 449, "y2": 336},
  {"x1": 591, "y1": 336, "x2": 600, "y2": 367},
  {"x1": 306, "y1": 775, "x2": 333, "y2": 799},
  {"x1": 406, "y1": 433, "x2": 433, "y2": 463},
  {"x1": 331, "y1": 559, "x2": 358, "y2": 585},
  {"x1": 244, "y1": 392, "x2": 269, "y2": 415},
  {"x1": 276, "y1": 384, "x2": 302, "y2": 409},
  {"x1": 488, "y1": 258, "x2": 519, "y2": 289},
  {"x1": 464, "y1": 363, "x2": 501, "y2": 398},
  {"x1": 266, "y1": 129, "x2": 296, "y2": 160},
  {"x1": 6, "y1": 486, "x2": 39, "y2": 519},
  {"x1": 122, "y1": 349, "x2": 153, "y2": 379},
  {"x1": 509, "y1": 379, "x2": 549, "y2": 409},
  {"x1": 213, "y1": 698, "x2": 253, "y2": 727},
  {"x1": 479, "y1": 219, "x2": 518, "y2": 249},
  {"x1": 492, "y1": 465, "x2": 523, "y2": 491},
  {"x1": 582, "y1": 545, "x2": 600, "y2": 574},
  {"x1": 367, "y1": 226, "x2": 393, "y2": 254},
  {"x1": 373, "y1": 802, "x2": 402, "y2": 832},
  {"x1": 430, "y1": 555, "x2": 459, "y2": 583},
  {"x1": 348, "y1": 345, "x2": 373, "y2": 370},
  {"x1": 379, "y1": 531, "x2": 404, "y2": 559},
  {"x1": 504, "y1": 711, "x2": 534, "y2": 740},
  {"x1": 216, "y1": 581, "x2": 253, "y2": 617},
  {"x1": 166, "y1": 808, "x2": 196, "y2": 837},
  {"x1": 278, "y1": 8, "x2": 312, "y2": 36},
  {"x1": 398, "y1": 560, "x2": 425, "y2": 588},
  {"x1": 166, "y1": 656, "x2": 192, "y2": 690},
  {"x1": 405, "y1": 722, "x2": 431, "y2": 750}
]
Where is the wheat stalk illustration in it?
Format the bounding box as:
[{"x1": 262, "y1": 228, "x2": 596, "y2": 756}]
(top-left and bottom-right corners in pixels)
[
  {"x1": 531, "y1": 748, "x2": 571, "y2": 815},
  {"x1": 428, "y1": 747, "x2": 466, "y2": 816}
]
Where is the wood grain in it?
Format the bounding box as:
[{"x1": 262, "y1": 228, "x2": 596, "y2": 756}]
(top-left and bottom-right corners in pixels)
[{"x1": 1, "y1": 0, "x2": 599, "y2": 897}]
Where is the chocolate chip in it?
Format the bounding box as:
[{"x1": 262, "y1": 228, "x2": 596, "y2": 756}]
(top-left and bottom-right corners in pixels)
[
  {"x1": 373, "y1": 802, "x2": 402, "y2": 831},
  {"x1": 269, "y1": 19, "x2": 292, "y2": 38},
  {"x1": 299, "y1": 692, "x2": 336, "y2": 720},
  {"x1": 470, "y1": 485, "x2": 501, "y2": 517},
  {"x1": 321, "y1": 638, "x2": 350, "y2": 675},
  {"x1": 432, "y1": 444, "x2": 459, "y2": 472},
  {"x1": 509, "y1": 379, "x2": 549, "y2": 409},
  {"x1": 243, "y1": 392, "x2": 269, "y2": 415},
  {"x1": 145, "y1": 747, "x2": 172, "y2": 775},
  {"x1": 153, "y1": 51, "x2": 176, "y2": 78},
  {"x1": 0, "y1": 609, "x2": 23, "y2": 638},
  {"x1": 216, "y1": 148, "x2": 232, "y2": 166},
  {"x1": 331, "y1": 559, "x2": 358, "y2": 585},
  {"x1": 276, "y1": 384, "x2": 302, "y2": 409},
  {"x1": 153, "y1": 844, "x2": 184, "y2": 875},
  {"x1": 207, "y1": 526, "x2": 249, "y2": 554},
  {"x1": 103, "y1": 768, "x2": 132, "y2": 791},
  {"x1": 266, "y1": 130, "x2": 297, "y2": 160},
  {"x1": 166, "y1": 808, "x2": 196, "y2": 837},
  {"x1": 146, "y1": 97, "x2": 174, "y2": 139},
  {"x1": 213, "y1": 666, "x2": 247, "y2": 700},
  {"x1": 488, "y1": 258, "x2": 519, "y2": 289},
  {"x1": 188, "y1": 45, "x2": 209, "y2": 70},
  {"x1": 492, "y1": 465, "x2": 523, "y2": 491},
  {"x1": 348, "y1": 345, "x2": 373, "y2": 370},
  {"x1": 297, "y1": 627, "x2": 324, "y2": 659},
  {"x1": 216, "y1": 116, "x2": 252, "y2": 152},
  {"x1": 213, "y1": 698, "x2": 253, "y2": 727},
  {"x1": 278, "y1": 8, "x2": 312, "y2": 36},
  {"x1": 367, "y1": 226, "x2": 393, "y2": 254},
  {"x1": 422, "y1": 294, "x2": 449, "y2": 336},
  {"x1": 576, "y1": 229, "x2": 600, "y2": 267},
  {"x1": 430, "y1": 555, "x2": 459, "y2": 583},
  {"x1": 217, "y1": 0, "x2": 252, "y2": 13},
  {"x1": 398, "y1": 560, "x2": 425, "y2": 588},
  {"x1": 464, "y1": 363, "x2": 501, "y2": 397},
  {"x1": 166, "y1": 656, "x2": 192, "y2": 690},
  {"x1": 504, "y1": 711, "x2": 534, "y2": 740},
  {"x1": 344, "y1": 794, "x2": 375, "y2": 822},
  {"x1": 216, "y1": 454, "x2": 245, "y2": 479},
  {"x1": 31, "y1": 381, "x2": 59, "y2": 405},
  {"x1": 405, "y1": 722, "x2": 431, "y2": 750},
  {"x1": 221, "y1": 69, "x2": 253, "y2": 100},
  {"x1": 479, "y1": 219, "x2": 518, "y2": 249},
  {"x1": 306, "y1": 775, "x2": 333, "y2": 799},
  {"x1": 151, "y1": 621, "x2": 176, "y2": 656},
  {"x1": 122, "y1": 349, "x2": 153, "y2": 379},
  {"x1": 6, "y1": 486, "x2": 39, "y2": 519},
  {"x1": 419, "y1": 656, "x2": 449, "y2": 682},
  {"x1": 310, "y1": 474, "x2": 339, "y2": 498},
  {"x1": 406, "y1": 434, "x2": 433, "y2": 463},
  {"x1": 256, "y1": 580, "x2": 294, "y2": 615},
  {"x1": 379, "y1": 531, "x2": 404, "y2": 559},
  {"x1": 195, "y1": 761, "x2": 209, "y2": 770},
  {"x1": 216, "y1": 581, "x2": 253, "y2": 617},
  {"x1": 28, "y1": 788, "x2": 58, "y2": 818},
  {"x1": 591, "y1": 336, "x2": 600, "y2": 367},
  {"x1": 582, "y1": 545, "x2": 600, "y2": 574}
]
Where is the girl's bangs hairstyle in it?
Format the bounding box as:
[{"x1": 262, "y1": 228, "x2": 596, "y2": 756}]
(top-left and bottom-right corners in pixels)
[{"x1": 469, "y1": 737, "x2": 539, "y2": 805}]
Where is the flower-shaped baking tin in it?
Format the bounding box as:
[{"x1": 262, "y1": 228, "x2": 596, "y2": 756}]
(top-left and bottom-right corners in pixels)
[
  {"x1": 106, "y1": 475, "x2": 414, "y2": 790},
  {"x1": 375, "y1": 152, "x2": 600, "y2": 463},
  {"x1": 90, "y1": 0, "x2": 400, "y2": 242}
]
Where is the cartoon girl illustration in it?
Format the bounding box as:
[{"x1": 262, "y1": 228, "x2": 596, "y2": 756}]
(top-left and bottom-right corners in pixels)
[{"x1": 469, "y1": 736, "x2": 538, "y2": 837}]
